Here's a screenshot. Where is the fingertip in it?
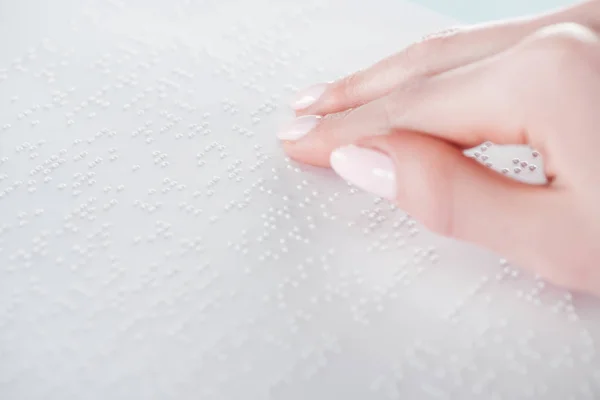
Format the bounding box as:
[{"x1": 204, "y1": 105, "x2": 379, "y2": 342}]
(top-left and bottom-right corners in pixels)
[
  {"x1": 276, "y1": 113, "x2": 331, "y2": 167},
  {"x1": 280, "y1": 139, "x2": 331, "y2": 168},
  {"x1": 289, "y1": 83, "x2": 329, "y2": 114},
  {"x1": 276, "y1": 115, "x2": 321, "y2": 141}
]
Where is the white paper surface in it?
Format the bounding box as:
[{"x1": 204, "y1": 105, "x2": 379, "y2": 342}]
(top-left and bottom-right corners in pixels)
[{"x1": 1, "y1": 1, "x2": 599, "y2": 399}]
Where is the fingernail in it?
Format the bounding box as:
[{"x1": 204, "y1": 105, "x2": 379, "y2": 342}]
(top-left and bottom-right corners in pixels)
[
  {"x1": 277, "y1": 115, "x2": 321, "y2": 141},
  {"x1": 290, "y1": 83, "x2": 327, "y2": 110},
  {"x1": 330, "y1": 145, "x2": 397, "y2": 199}
]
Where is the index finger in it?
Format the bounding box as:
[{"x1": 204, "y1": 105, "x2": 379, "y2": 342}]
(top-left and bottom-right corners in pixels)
[{"x1": 290, "y1": 2, "x2": 589, "y2": 117}]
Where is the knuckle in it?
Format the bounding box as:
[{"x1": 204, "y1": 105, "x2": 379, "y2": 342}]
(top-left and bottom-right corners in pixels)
[
  {"x1": 335, "y1": 72, "x2": 364, "y2": 104},
  {"x1": 522, "y1": 23, "x2": 600, "y2": 74},
  {"x1": 402, "y1": 33, "x2": 451, "y2": 72},
  {"x1": 332, "y1": 27, "x2": 462, "y2": 109},
  {"x1": 530, "y1": 22, "x2": 599, "y2": 45},
  {"x1": 383, "y1": 78, "x2": 427, "y2": 128},
  {"x1": 507, "y1": 23, "x2": 600, "y2": 124}
]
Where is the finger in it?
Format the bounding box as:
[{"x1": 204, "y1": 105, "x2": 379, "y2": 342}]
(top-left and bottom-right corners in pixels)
[
  {"x1": 328, "y1": 132, "x2": 574, "y2": 287},
  {"x1": 290, "y1": 1, "x2": 592, "y2": 116},
  {"x1": 282, "y1": 23, "x2": 600, "y2": 172},
  {"x1": 278, "y1": 105, "x2": 389, "y2": 168},
  {"x1": 290, "y1": 24, "x2": 522, "y2": 116}
]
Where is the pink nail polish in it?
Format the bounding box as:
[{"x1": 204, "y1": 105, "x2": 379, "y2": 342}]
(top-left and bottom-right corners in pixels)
[
  {"x1": 290, "y1": 84, "x2": 327, "y2": 110},
  {"x1": 277, "y1": 115, "x2": 321, "y2": 141},
  {"x1": 330, "y1": 145, "x2": 396, "y2": 199}
]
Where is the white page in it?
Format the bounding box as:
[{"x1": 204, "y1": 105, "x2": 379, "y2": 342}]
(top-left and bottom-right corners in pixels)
[{"x1": 1, "y1": 0, "x2": 599, "y2": 399}]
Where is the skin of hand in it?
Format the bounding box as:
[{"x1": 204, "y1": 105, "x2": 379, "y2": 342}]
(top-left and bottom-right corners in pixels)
[{"x1": 277, "y1": 0, "x2": 600, "y2": 296}]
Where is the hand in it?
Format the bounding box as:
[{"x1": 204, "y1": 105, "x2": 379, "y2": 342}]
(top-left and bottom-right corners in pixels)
[{"x1": 277, "y1": 1, "x2": 600, "y2": 296}]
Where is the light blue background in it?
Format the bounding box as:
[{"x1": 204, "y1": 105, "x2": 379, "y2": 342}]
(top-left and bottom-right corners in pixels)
[{"x1": 416, "y1": 0, "x2": 578, "y2": 22}]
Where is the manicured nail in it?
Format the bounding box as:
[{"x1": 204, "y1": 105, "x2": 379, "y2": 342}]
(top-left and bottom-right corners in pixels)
[
  {"x1": 330, "y1": 145, "x2": 397, "y2": 199},
  {"x1": 290, "y1": 83, "x2": 327, "y2": 110},
  {"x1": 277, "y1": 115, "x2": 321, "y2": 141}
]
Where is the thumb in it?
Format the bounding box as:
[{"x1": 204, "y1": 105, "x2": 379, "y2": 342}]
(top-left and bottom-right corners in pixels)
[{"x1": 329, "y1": 131, "x2": 552, "y2": 262}]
